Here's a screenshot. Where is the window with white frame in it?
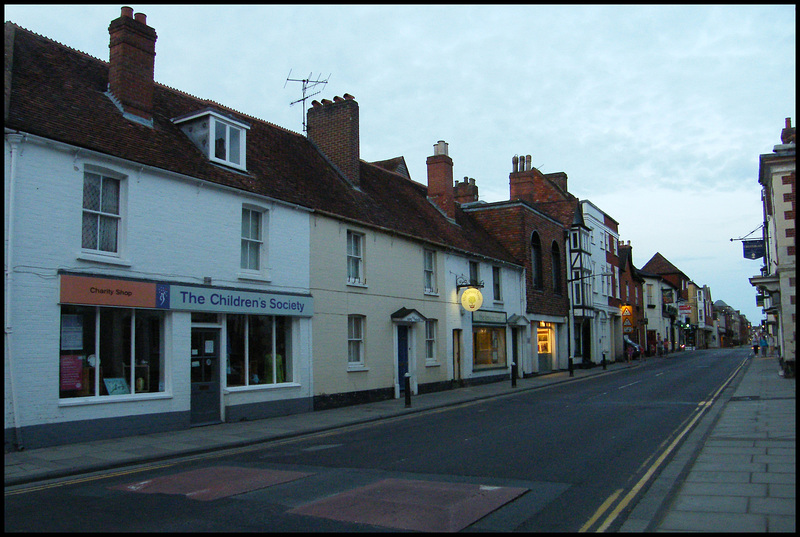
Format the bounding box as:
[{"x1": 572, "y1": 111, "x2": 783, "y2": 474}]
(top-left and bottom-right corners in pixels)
[
  {"x1": 59, "y1": 305, "x2": 165, "y2": 398},
  {"x1": 572, "y1": 270, "x2": 583, "y2": 305},
  {"x1": 347, "y1": 230, "x2": 365, "y2": 284},
  {"x1": 175, "y1": 110, "x2": 249, "y2": 171},
  {"x1": 226, "y1": 314, "x2": 291, "y2": 386},
  {"x1": 347, "y1": 315, "x2": 365, "y2": 366},
  {"x1": 240, "y1": 207, "x2": 264, "y2": 271},
  {"x1": 425, "y1": 319, "x2": 437, "y2": 363},
  {"x1": 492, "y1": 266, "x2": 502, "y2": 301},
  {"x1": 423, "y1": 249, "x2": 437, "y2": 293},
  {"x1": 82, "y1": 171, "x2": 121, "y2": 254},
  {"x1": 213, "y1": 118, "x2": 245, "y2": 167}
]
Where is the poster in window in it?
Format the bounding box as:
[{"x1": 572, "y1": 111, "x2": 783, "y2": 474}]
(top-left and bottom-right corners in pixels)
[
  {"x1": 103, "y1": 378, "x2": 130, "y2": 395},
  {"x1": 61, "y1": 314, "x2": 83, "y2": 351},
  {"x1": 60, "y1": 355, "x2": 83, "y2": 390}
]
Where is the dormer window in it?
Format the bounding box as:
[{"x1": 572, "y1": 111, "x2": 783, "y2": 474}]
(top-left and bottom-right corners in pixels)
[{"x1": 173, "y1": 109, "x2": 249, "y2": 171}]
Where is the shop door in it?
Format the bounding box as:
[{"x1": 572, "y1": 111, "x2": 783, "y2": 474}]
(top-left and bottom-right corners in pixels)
[
  {"x1": 397, "y1": 325, "x2": 409, "y2": 393},
  {"x1": 191, "y1": 329, "x2": 221, "y2": 425}
]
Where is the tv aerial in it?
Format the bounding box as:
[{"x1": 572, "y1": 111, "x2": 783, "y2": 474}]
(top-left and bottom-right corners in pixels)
[{"x1": 284, "y1": 70, "x2": 330, "y2": 133}]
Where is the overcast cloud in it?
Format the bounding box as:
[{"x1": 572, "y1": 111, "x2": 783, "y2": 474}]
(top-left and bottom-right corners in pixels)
[{"x1": 5, "y1": 4, "x2": 796, "y2": 323}]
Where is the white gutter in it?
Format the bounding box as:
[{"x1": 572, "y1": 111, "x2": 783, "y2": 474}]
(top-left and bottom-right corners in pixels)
[{"x1": 5, "y1": 132, "x2": 25, "y2": 449}]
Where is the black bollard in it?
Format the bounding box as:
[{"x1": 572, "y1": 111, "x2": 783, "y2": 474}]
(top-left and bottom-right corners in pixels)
[
  {"x1": 511, "y1": 362, "x2": 517, "y2": 387},
  {"x1": 568, "y1": 357, "x2": 574, "y2": 377},
  {"x1": 404, "y1": 373, "x2": 411, "y2": 408},
  {"x1": 602, "y1": 352, "x2": 607, "y2": 370}
]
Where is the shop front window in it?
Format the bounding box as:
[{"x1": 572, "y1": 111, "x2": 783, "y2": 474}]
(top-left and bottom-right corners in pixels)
[
  {"x1": 226, "y1": 314, "x2": 291, "y2": 387},
  {"x1": 59, "y1": 305, "x2": 165, "y2": 398},
  {"x1": 473, "y1": 327, "x2": 506, "y2": 369}
]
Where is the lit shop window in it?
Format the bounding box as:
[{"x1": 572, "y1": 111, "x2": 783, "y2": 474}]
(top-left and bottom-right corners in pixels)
[
  {"x1": 59, "y1": 305, "x2": 165, "y2": 398},
  {"x1": 226, "y1": 315, "x2": 291, "y2": 387},
  {"x1": 473, "y1": 327, "x2": 506, "y2": 369}
]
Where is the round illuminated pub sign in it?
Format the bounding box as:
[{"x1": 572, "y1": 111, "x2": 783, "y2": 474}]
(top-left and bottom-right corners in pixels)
[{"x1": 460, "y1": 287, "x2": 484, "y2": 311}]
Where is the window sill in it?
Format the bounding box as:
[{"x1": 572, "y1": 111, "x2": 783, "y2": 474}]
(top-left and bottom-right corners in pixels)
[
  {"x1": 59, "y1": 392, "x2": 172, "y2": 406},
  {"x1": 237, "y1": 270, "x2": 272, "y2": 283},
  {"x1": 347, "y1": 281, "x2": 368, "y2": 289},
  {"x1": 224, "y1": 382, "x2": 300, "y2": 393},
  {"x1": 77, "y1": 252, "x2": 132, "y2": 267},
  {"x1": 425, "y1": 361, "x2": 440, "y2": 368},
  {"x1": 347, "y1": 365, "x2": 369, "y2": 372},
  {"x1": 424, "y1": 290, "x2": 439, "y2": 296}
]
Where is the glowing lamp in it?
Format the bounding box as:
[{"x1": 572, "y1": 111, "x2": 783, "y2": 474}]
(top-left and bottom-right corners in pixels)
[{"x1": 460, "y1": 287, "x2": 483, "y2": 311}]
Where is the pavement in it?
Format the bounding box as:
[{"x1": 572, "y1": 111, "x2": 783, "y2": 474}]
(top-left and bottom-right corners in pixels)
[{"x1": 5, "y1": 348, "x2": 795, "y2": 533}]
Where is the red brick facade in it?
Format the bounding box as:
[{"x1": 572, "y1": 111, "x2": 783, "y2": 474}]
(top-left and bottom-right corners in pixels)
[{"x1": 468, "y1": 203, "x2": 569, "y2": 318}]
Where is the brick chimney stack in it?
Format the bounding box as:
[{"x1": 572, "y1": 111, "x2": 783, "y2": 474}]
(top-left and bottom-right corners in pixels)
[
  {"x1": 108, "y1": 6, "x2": 157, "y2": 121},
  {"x1": 509, "y1": 154, "x2": 569, "y2": 204},
  {"x1": 426, "y1": 141, "x2": 456, "y2": 219},
  {"x1": 781, "y1": 117, "x2": 795, "y2": 145},
  {"x1": 454, "y1": 176, "x2": 478, "y2": 204},
  {"x1": 307, "y1": 94, "x2": 360, "y2": 188}
]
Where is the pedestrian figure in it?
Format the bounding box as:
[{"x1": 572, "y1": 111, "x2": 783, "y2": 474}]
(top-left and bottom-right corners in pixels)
[
  {"x1": 759, "y1": 335, "x2": 768, "y2": 357},
  {"x1": 626, "y1": 344, "x2": 633, "y2": 364}
]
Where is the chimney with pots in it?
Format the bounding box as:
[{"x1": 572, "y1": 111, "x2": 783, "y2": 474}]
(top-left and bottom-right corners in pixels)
[
  {"x1": 307, "y1": 93, "x2": 360, "y2": 188},
  {"x1": 454, "y1": 176, "x2": 479, "y2": 205},
  {"x1": 108, "y1": 6, "x2": 157, "y2": 122},
  {"x1": 509, "y1": 153, "x2": 569, "y2": 203},
  {"x1": 426, "y1": 141, "x2": 456, "y2": 219},
  {"x1": 780, "y1": 117, "x2": 795, "y2": 145}
]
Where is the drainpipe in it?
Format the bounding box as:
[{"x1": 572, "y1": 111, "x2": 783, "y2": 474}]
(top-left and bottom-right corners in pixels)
[{"x1": 5, "y1": 132, "x2": 24, "y2": 449}]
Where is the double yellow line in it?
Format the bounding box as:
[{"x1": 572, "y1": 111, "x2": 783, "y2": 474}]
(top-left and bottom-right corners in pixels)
[{"x1": 579, "y1": 358, "x2": 747, "y2": 533}]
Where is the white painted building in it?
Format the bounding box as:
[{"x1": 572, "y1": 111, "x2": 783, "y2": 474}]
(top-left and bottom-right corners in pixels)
[
  {"x1": 579, "y1": 200, "x2": 623, "y2": 363},
  {"x1": 4, "y1": 131, "x2": 316, "y2": 449}
]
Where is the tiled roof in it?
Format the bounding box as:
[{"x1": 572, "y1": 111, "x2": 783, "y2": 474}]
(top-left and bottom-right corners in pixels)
[
  {"x1": 641, "y1": 252, "x2": 688, "y2": 279},
  {"x1": 5, "y1": 22, "x2": 518, "y2": 266}
]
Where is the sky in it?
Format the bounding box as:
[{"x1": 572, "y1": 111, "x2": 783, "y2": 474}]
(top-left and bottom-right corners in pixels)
[{"x1": 5, "y1": 4, "x2": 796, "y2": 324}]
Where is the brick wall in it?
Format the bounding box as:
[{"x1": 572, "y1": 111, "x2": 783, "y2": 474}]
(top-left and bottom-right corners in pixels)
[
  {"x1": 108, "y1": 8, "x2": 157, "y2": 120},
  {"x1": 306, "y1": 95, "x2": 360, "y2": 188},
  {"x1": 469, "y1": 204, "x2": 569, "y2": 317}
]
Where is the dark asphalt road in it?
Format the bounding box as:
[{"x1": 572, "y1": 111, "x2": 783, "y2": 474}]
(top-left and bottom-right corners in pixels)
[{"x1": 4, "y1": 348, "x2": 746, "y2": 532}]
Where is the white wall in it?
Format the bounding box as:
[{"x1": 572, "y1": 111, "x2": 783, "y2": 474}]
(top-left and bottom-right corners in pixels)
[{"x1": 4, "y1": 136, "x2": 313, "y2": 436}]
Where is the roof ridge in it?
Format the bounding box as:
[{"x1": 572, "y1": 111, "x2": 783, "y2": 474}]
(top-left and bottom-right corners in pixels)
[
  {"x1": 6, "y1": 21, "x2": 303, "y2": 139},
  {"x1": 5, "y1": 21, "x2": 106, "y2": 65}
]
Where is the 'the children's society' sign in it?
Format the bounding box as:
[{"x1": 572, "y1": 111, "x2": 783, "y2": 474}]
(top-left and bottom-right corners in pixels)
[{"x1": 60, "y1": 275, "x2": 313, "y2": 317}]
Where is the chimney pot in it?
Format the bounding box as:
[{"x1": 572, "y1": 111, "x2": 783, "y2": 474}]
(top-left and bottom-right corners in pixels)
[
  {"x1": 512, "y1": 155, "x2": 518, "y2": 173},
  {"x1": 333, "y1": 96, "x2": 343, "y2": 102},
  {"x1": 343, "y1": 93, "x2": 355, "y2": 100},
  {"x1": 433, "y1": 140, "x2": 448, "y2": 156},
  {"x1": 121, "y1": 6, "x2": 133, "y2": 18},
  {"x1": 134, "y1": 12, "x2": 146, "y2": 24},
  {"x1": 526, "y1": 155, "x2": 532, "y2": 171},
  {"x1": 311, "y1": 100, "x2": 322, "y2": 108},
  {"x1": 787, "y1": 118, "x2": 792, "y2": 129},
  {"x1": 321, "y1": 99, "x2": 333, "y2": 105}
]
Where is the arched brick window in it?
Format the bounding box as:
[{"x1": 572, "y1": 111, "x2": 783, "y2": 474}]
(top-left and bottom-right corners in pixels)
[{"x1": 531, "y1": 231, "x2": 543, "y2": 290}]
